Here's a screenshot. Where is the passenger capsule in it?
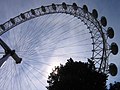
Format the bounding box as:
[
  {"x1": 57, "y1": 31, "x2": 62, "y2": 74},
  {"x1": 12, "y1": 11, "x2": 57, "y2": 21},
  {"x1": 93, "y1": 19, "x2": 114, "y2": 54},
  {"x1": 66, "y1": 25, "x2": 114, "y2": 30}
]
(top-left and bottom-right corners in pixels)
[
  {"x1": 72, "y1": 3, "x2": 78, "y2": 11},
  {"x1": 83, "y1": 5, "x2": 88, "y2": 13},
  {"x1": 62, "y1": 2, "x2": 67, "y2": 10},
  {"x1": 101, "y1": 16, "x2": 107, "y2": 27},
  {"x1": 31, "y1": 9, "x2": 36, "y2": 15},
  {"x1": 92, "y1": 9, "x2": 98, "y2": 19},
  {"x1": 0, "y1": 24, "x2": 5, "y2": 31},
  {"x1": 10, "y1": 18, "x2": 15, "y2": 24},
  {"x1": 109, "y1": 63, "x2": 118, "y2": 76},
  {"x1": 20, "y1": 13, "x2": 26, "y2": 19},
  {"x1": 110, "y1": 42, "x2": 118, "y2": 55},
  {"x1": 41, "y1": 6, "x2": 46, "y2": 12},
  {"x1": 52, "y1": 3, "x2": 56, "y2": 10},
  {"x1": 107, "y1": 27, "x2": 114, "y2": 39}
]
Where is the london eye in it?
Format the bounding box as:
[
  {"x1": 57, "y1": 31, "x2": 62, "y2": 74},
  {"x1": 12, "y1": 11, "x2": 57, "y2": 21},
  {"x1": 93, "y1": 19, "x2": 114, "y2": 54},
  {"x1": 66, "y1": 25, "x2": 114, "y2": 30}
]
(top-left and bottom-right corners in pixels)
[{"x1": 0, "y1": 2, "x2": 118, "y2": 90}]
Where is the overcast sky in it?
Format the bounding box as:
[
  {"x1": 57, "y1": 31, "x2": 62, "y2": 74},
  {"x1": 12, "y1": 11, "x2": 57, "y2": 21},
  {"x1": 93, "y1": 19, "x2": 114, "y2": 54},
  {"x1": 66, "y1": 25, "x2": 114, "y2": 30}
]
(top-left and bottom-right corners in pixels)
[{"x1": 0, "y1": 0, "x2": 120, "y2": 90}]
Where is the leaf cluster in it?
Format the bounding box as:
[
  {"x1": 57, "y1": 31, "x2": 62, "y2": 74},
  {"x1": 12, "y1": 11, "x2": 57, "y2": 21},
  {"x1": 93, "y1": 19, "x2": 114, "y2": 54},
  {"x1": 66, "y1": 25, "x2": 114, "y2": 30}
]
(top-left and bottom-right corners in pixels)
[{"x1": 46, "y1": 58, "x2": 108, "y2": 90}]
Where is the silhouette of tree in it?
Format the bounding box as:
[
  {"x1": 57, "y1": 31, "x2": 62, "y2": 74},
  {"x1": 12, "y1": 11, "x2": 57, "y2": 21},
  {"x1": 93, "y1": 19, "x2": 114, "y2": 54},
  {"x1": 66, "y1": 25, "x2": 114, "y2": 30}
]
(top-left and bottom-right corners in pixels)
[
  {"x1": 46, "y1": 58, "x2": 108, "y2": 90},
  {"x1": 109, "y1": 82, "x2": 120, "y2": 90}
]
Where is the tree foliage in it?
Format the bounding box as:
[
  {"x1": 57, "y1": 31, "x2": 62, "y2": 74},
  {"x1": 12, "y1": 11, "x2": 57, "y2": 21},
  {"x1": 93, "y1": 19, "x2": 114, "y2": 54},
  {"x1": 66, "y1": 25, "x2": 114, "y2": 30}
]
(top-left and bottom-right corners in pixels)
[
  {"x1": 109, "y1": 82, "x2": 120, "y2": 90},
  {"x1": 46, "y1": 58, "x2": 108, "y2": 90}
]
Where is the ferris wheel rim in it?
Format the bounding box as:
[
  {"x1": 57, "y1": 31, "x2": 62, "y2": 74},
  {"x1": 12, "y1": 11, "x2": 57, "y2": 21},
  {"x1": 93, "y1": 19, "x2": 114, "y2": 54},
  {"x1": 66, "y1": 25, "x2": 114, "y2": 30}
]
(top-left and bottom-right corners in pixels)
[{"x1": 0, "y1": 3, "x2": 108, "y2": 73}]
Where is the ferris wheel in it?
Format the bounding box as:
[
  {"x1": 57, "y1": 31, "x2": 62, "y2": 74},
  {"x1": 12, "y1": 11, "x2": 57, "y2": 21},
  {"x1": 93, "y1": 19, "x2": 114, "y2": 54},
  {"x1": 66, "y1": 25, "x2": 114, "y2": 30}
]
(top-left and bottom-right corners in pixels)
[{"x1": 0, "y1": 2, "x2": 118, "y2": 90}]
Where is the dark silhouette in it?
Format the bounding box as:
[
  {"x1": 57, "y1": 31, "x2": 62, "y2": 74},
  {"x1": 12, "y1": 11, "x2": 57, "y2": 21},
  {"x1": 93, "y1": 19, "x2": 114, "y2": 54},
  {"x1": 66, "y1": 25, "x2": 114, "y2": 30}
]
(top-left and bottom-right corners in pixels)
[
  {"x1": 109, "y1": 82, "x2": 120, "y2": 90},
  {"x1": 46, "y1": 58, "x2": 108, "y2": 90}
]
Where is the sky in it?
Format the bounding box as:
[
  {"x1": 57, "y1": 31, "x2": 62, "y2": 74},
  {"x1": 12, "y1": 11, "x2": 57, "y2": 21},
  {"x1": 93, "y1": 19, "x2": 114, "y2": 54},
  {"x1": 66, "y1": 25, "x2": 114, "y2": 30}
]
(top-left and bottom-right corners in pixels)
[{"x1": 0, "y1": 0, "x2": 120, "y2": 90}]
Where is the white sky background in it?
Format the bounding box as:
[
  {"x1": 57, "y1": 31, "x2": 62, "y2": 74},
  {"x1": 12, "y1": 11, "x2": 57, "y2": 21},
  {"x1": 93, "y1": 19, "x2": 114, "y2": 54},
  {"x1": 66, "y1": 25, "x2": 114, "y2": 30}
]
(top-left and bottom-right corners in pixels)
[{"x1": 0, "y1": 0, "x2": 120, "y2": 90}]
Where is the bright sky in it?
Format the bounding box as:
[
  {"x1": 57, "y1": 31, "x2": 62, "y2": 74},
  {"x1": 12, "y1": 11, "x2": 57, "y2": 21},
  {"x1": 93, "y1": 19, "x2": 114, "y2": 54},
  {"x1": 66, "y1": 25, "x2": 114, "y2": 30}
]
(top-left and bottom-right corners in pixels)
[{"x1": 0, "y1": 0, "x2": 120, "y2": 90}]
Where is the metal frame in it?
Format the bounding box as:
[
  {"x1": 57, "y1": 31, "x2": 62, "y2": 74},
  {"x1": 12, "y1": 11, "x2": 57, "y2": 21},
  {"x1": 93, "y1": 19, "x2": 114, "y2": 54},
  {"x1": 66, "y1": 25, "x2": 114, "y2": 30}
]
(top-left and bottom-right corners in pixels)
[{"x1": 0, "y1": 3, "x2": 110, "y2": 73}]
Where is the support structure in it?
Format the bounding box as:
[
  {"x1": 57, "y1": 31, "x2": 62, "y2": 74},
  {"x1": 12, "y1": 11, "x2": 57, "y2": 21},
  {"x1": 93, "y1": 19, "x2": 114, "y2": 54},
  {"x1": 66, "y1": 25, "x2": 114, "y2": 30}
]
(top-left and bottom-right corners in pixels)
[{"x1": 0, "y1": 38, "x2": 22, "y2": 67}]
